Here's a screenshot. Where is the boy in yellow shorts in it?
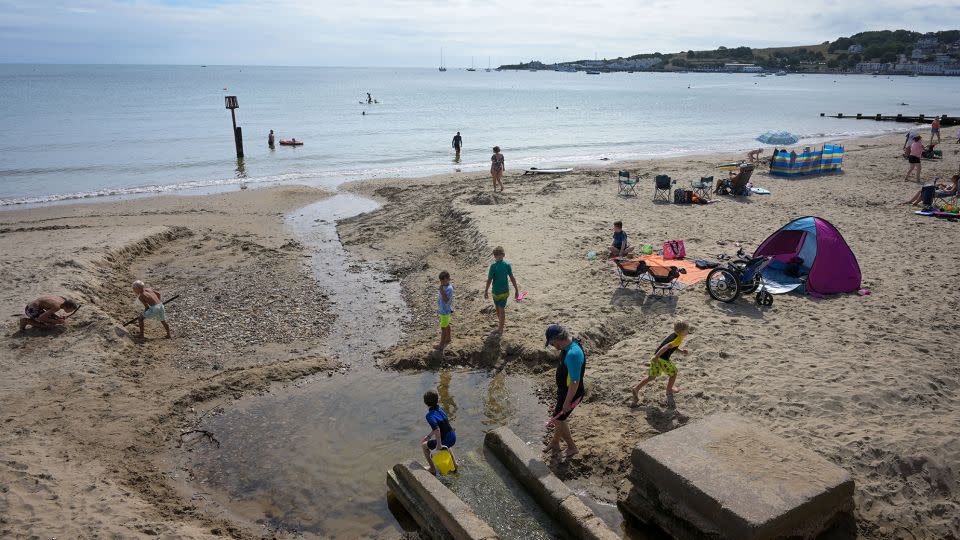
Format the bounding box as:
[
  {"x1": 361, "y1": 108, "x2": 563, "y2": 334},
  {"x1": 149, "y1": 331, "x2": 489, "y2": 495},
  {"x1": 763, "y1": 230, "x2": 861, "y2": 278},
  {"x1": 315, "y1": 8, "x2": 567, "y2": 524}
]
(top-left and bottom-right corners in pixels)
[
  {"x1": 435, "y1": 271, "x2": 453, "y2": 351},
  {"x1": 630, "y1": 320, "x2": 689, "y2": 404},
  {"x1": 484, "y1": 246, "x2": 520, "y2": 334}
]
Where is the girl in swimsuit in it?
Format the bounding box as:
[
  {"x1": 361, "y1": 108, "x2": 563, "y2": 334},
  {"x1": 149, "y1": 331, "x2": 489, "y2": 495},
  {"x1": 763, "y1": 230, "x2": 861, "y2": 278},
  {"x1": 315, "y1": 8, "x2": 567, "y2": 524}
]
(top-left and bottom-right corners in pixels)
[{"x1": 490, "y1": 146, "x2": 505, "y2": 192}]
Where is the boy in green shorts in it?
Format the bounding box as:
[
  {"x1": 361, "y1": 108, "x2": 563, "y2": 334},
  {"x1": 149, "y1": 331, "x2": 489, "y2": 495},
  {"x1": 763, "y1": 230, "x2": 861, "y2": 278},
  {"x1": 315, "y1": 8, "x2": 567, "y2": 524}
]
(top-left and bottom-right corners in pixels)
[
  {"x1": 484, "y1": 246, "x2": 520, "y2": 334},
  {"x1": 435, "y1": 271, "x2": 453, "y2": 351},
  {"x1": 630, "y1": 320, "x2": 689, "y2": 404}
]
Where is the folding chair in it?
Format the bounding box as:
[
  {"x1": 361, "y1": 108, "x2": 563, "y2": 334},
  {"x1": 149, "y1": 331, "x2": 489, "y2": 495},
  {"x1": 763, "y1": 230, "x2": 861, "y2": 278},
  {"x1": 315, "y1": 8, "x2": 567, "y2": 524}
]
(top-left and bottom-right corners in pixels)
[
  {"x1": 617, "y1": 170, "x2": 638, "y2": 197},
  {"x1": 653, "y1": 174, "x2": 672, "y2": 202},
  {"x1": 690, "y1": 176, "x2": 713, "y2": 201}
]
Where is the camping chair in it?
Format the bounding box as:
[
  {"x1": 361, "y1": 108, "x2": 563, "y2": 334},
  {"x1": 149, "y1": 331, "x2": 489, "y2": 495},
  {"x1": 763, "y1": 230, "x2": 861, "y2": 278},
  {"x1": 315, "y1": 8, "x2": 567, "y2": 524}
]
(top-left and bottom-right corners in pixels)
[
  {"x1": 614, "y1": 259, "x2": 687, "y2": 296},
  {"x1": 690, "y1": 176, "x2": 713, "y2": 201},
  {"x1": 618, "y1": 170, "x2": 638, "y2": 197},
  {"x1": 653, "y1": 175, "x2": 672, "y2": 202}
]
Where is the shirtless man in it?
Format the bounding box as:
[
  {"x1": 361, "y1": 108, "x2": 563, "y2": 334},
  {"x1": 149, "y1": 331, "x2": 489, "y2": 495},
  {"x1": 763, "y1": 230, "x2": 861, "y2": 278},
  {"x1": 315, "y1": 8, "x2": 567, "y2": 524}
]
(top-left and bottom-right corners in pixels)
[
  {"x1": 747, "y1": 148, "x2": 763, "y2": 162},
  {"x1": 133, "y1": 280, "x2": 171, "y2": 339},
  {"x1": 19, "y1": 295, "x2": 79, "y2": 331}
]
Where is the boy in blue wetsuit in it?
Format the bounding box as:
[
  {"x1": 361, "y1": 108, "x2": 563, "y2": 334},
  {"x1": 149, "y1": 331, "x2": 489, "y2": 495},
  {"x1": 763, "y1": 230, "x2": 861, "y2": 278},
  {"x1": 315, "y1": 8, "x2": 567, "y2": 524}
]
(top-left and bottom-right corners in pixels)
[
  {"x1": 421, "y1": 390, "x2": 458, "y2": 475},
  {"x1": 545, "y1": 324, "x2": 585, "y2": 460},
  {"x1": 631, "y1": 320, "x2": 689, "y2": 404}
]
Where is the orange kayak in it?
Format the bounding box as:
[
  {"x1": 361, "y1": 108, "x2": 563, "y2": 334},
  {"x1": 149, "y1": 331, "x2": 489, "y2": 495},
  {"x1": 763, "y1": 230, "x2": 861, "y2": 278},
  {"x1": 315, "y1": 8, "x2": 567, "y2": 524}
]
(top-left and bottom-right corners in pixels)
[{"x1": 279, "y1": 140, "x2": 303, "y2": 146}]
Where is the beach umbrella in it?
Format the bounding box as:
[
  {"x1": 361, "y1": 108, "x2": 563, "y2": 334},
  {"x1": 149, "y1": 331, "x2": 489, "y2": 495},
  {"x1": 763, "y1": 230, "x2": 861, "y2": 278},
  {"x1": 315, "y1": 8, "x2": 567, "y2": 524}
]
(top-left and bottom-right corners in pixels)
[{"x1": 757, "y1": 131, "x2": 799, "y2": 145}]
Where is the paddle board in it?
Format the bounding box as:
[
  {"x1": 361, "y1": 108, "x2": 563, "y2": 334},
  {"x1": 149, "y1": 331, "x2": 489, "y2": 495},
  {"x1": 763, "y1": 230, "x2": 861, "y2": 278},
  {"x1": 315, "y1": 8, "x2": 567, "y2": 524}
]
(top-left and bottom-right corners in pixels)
[
  {"x1": 751, "y1": 187, "x2": 771, "y2": 195},
  {"x1": 524, "y1": 167, "x2": 573, "y2": 175},
  {"x1": 915, "y1": 210, "x2": 959, "y2": 219}
]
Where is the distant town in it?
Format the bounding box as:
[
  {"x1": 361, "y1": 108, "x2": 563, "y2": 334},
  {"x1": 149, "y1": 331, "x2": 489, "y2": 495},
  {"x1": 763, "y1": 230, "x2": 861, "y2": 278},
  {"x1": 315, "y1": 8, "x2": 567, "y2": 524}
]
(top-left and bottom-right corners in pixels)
[{"x1": 498, "y1": 29, "x2": 960, "y2": 76}]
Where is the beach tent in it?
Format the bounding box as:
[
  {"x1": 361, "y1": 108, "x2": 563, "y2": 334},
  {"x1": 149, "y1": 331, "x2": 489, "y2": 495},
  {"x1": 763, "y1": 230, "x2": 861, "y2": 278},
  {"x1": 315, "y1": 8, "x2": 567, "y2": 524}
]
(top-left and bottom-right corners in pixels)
[{"x1": 753, "y1": 216, "x2": 861, "y2": 296}]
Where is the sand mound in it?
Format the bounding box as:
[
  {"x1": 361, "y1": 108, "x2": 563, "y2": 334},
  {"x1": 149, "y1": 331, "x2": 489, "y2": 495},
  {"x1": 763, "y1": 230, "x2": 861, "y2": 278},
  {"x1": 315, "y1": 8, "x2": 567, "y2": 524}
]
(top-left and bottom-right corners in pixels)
[{"x1": 466, "y1": 192, "x2": 507, "y2": 205}]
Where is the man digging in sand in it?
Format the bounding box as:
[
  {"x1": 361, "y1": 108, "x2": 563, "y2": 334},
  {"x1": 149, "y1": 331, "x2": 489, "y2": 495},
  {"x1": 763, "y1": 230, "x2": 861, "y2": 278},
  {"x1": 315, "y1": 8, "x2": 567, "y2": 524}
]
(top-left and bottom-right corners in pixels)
[
  {"x1": 630, "y1": 320, "x2": 689, "y2": 405},
  {"x1": 19, "y1": 295, "x2": 79, "y2": 331},
  {"x1": 132, "y1": 280, "x2": 171, "y2": 339},
  {"x1": 545, "y1": 324, "x2": 585, "y2": 461}
]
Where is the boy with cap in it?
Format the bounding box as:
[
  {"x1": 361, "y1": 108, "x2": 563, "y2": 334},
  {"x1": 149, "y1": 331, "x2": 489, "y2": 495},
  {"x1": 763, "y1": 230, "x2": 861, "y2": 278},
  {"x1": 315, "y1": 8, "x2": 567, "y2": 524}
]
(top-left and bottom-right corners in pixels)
[
  {"x1": 631, "y1": 320, "x2": 689, "y2": 404},
  {"x1": 545, "y1": 324, "x2": 585, "y2": 460}
]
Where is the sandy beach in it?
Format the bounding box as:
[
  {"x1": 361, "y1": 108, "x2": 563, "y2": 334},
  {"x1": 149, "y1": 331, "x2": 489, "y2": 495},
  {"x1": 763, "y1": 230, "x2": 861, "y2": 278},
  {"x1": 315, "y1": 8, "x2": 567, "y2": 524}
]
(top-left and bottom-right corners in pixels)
[
  {"x1": 2, "y1": 132, "x2": 959, "y2": 538},
  {"x1": 338, "y1": 132, "x2": 960, "y2": 538},
  {"x1": 0, "y1": 186, "x2": 337, "y2": 538}
]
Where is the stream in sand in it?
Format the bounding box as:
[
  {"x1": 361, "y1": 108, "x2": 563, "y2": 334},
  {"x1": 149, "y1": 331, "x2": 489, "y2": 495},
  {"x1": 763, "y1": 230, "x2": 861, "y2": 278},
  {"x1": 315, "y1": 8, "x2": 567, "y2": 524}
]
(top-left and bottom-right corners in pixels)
[{"x1": 176, "y1": 192, "x2": 574, "y2": 538}]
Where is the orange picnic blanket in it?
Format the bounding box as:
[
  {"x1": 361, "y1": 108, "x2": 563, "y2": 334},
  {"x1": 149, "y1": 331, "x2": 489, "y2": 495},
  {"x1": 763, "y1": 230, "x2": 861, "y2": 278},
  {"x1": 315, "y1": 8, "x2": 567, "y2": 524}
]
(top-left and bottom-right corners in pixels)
[{"x1": 612, "y1": 255, "x2": 712, "y2": 286}]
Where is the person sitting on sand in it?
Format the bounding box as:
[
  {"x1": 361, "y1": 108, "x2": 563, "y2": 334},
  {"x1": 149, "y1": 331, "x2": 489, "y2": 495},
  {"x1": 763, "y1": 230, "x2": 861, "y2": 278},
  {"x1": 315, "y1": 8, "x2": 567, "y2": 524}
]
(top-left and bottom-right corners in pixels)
[
  {"x1": 484, "y1": 246, "x2": 520, "y2": 334},
  {"x1": 905, "y1": 174, "x2": 959, "y2": 205},
  {"x1": 747, "y1": 148, "x2": 763, "y2": 162},
  {"x1": 133, "y1": 280, "x2": 171, "y2": 339},
  {"x1": 608, "y1": 221, "x2": 635, "y2": 259},
  {"x1": 435, "y1": 271, "x2": 453, "y2": 351},
  {"x1": 420, "y1": 390, "x2": 457, "y2": 475},
  {"x1": 544, "y1": 324, "x2": 585, "y2": 461},
  {"x1": 630, "y1": 320, "x2": 689, "y2": 404},
  {"x1": 19, "y1": 295, "x2": 79, "y2": 331}
]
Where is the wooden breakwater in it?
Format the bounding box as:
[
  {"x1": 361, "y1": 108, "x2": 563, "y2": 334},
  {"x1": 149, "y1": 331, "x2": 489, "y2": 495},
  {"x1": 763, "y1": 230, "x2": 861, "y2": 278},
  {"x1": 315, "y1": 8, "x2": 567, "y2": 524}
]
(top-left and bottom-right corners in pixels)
[{"x1": 821, "y1": 113, "x2": 959, "y2": 126}]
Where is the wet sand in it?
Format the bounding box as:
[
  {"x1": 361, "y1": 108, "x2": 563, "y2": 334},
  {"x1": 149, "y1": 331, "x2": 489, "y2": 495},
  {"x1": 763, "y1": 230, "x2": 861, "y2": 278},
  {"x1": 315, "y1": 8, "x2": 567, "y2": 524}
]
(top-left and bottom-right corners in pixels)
[{"x1": 338, "y1": 132, "x2": 960, "y2": 538}]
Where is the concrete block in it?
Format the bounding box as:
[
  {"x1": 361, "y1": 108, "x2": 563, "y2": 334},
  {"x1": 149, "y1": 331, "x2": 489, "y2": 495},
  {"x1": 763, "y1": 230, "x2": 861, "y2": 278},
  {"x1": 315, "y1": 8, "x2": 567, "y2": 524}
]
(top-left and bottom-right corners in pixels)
[
  {"x1": 484, "y1": 427, "x2": 619, "y2": 540},
  {"x1": 388, "y1": 460, "x2": 499, "y2": 540},
  {"x1": 620, "y1": 413, "x2": 854, "y2": 540}
]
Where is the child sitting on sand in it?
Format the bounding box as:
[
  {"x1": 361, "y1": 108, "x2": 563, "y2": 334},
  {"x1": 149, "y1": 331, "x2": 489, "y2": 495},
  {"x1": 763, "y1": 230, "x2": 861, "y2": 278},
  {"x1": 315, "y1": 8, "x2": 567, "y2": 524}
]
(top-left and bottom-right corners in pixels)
[
  {"x1": 484, "y1": 246, "x2": 520, "y2": 334},
  {"x1": 435, "y1": 271, "x2": 453, "y2": 351},
  {"x1": 630, "y1": 320, "x2": 689, "y2": 404},
  {"x1": 133, "y1": 280, "x2": 171, "y2": 339},
  {"x1": 608, "y1": 221, "x2": 635, "y2": 259},
  {"x1": 420, "y1": 390, "x2": 458, "y2": 475}
]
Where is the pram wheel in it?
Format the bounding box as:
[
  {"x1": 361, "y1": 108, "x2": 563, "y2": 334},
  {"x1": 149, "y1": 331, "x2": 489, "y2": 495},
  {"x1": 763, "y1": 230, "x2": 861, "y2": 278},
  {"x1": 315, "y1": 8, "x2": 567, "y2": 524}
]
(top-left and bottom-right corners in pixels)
[
  {"x1": 707, "y1": 268, "x2": 740, "y2": 303},
  {"x1": 755, "y1": 290, "x2": 773, "y2": 306}
]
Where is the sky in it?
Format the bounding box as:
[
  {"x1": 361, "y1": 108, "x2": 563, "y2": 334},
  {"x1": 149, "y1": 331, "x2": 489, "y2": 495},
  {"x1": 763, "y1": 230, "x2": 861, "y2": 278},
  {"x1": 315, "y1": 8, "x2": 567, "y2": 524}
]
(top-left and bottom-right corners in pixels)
[{"x1": 1, "y1": 1, "x2": 959, "y2": 67}]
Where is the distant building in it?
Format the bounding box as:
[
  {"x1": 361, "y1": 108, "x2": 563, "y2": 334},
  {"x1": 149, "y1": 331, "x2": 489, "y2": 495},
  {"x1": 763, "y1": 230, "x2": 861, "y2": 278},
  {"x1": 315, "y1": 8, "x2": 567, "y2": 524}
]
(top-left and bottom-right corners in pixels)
[
  {"x1": 723, "y1": 63, "x2": 762, "y2": 72},
  {"x1": 856, "y1": 62, "x2": 889, "y2": 73},
  {"x1": 847, "y1": 44, "x2": 864, "y2": 54},
  {"x1": 933, "y1": 53, "x2": 953, "y2": 64},
  {"x1": 916, "y1": 36, "x2": 939, "y2": 49},
  {"x1": 911, "y1": 49, "x2": 928, "y2": 61},
  {"x1": 894, "y1": 63, "x2": 921, "y2": 74}
]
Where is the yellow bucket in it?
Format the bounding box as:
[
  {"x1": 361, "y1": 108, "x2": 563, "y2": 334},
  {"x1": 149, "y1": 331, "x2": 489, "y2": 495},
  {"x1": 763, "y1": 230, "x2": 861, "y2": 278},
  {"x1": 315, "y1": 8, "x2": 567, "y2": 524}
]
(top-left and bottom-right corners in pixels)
[{"x1": 431, "y1": 448, "x2": 455, "y2": 476}]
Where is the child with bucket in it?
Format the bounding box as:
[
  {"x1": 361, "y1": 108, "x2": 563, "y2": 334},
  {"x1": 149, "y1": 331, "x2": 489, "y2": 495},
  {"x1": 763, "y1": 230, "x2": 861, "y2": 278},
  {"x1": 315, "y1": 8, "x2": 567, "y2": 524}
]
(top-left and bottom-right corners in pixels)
[{"x1": 420, "y1": 390, "x2": 458, "y2": 475}]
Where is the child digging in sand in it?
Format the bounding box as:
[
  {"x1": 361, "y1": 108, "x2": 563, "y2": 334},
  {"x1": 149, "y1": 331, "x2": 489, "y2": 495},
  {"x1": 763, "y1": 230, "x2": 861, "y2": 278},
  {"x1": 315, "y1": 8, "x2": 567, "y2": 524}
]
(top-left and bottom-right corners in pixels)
[
  {"x1": 132, "y1": 280, "x2": 171, "y2": 339},
  {"x1": 630, "y1": 320, "x2": 689, "y2": 404},
  {"x1": 420, "y1": 390, "x2": 458, "y2": 475},
  {"x1": 484, "y1": 246, "x2": 519, "y2": 334},
  {"x1": 435, "y1": 271, "x2": 453, "y2": 351}
]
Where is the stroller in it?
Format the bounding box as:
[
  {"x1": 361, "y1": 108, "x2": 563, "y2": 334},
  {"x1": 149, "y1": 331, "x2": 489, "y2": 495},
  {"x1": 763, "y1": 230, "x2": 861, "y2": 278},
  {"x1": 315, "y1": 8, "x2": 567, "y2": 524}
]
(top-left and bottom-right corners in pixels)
[
  {"x1": 614, "y1": 259, "x2": 687, "y2": 296},
  {"x1": 705, "y1": 246, "x2": 775, "y2": 305}
]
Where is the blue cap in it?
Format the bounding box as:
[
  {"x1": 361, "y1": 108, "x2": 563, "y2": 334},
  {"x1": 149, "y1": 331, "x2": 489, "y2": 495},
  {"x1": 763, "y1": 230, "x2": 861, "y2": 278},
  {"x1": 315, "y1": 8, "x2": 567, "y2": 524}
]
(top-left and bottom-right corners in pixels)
[{"x1": 544, "y1": 324, "x2": 565, "y2": 346}]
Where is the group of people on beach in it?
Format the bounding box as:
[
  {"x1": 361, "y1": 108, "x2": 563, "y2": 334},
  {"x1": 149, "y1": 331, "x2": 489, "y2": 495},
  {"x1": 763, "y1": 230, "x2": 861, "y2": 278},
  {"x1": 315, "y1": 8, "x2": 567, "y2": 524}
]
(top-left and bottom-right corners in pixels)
[{"x1": 422, "y1": 226, "x2": 689, "y2": 472}]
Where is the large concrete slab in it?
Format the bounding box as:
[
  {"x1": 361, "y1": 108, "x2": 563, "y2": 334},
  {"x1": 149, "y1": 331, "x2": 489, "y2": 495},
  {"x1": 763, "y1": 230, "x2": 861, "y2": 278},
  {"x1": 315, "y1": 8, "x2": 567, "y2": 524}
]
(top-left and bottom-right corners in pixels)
[
  {"x1": 387, "y1": 460, "x2": 499, "y2": 540},
  {"x1": 485, "y1": 427, "x2": 620, "y2": 540},
  {"x1": 619, "y1": 413, "x2": 854, "y2": 539}
]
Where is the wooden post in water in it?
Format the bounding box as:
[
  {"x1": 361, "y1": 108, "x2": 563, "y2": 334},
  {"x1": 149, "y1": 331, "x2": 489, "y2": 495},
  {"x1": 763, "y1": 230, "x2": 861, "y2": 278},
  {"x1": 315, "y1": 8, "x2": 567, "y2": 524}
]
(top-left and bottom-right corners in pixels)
[
  {"x1": 225, "y1": 96, "x2": 244, "y2": 159},
  {"x1": 837, "y1": 113, "x2": 843, "y2": 118},
  {"x1": 876, "y1": 114, "x2": 882, "y2": 121},
  {"x1": 856, "y1": 113, "x2": 862, "y2": 119}
]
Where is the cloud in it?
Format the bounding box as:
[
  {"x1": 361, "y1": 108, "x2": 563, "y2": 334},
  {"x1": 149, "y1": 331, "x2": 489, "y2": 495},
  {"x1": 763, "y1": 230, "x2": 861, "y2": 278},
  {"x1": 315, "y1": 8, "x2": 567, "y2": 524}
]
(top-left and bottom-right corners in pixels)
[{"x1": 0, "y1": 0, "x2": 957, "y2": 65}]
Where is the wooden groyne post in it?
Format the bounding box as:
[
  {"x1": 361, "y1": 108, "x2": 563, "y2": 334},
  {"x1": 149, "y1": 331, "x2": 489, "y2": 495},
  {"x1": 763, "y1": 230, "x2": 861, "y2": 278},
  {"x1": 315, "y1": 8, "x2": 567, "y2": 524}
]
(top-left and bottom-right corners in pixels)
[
  {"x1": 225, "y1": 95, "x2": 244, "y2": 159},
  {"x1": 821, "y1": 112, "x2": 957, "y2": 126}
]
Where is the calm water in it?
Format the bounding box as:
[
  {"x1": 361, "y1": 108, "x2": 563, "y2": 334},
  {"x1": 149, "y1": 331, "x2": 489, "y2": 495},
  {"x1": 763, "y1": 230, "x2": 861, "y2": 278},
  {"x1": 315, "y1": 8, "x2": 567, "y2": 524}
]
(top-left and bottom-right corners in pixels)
[{"x1": 1, "y1": 64, "x2": 956, "y2": 205}]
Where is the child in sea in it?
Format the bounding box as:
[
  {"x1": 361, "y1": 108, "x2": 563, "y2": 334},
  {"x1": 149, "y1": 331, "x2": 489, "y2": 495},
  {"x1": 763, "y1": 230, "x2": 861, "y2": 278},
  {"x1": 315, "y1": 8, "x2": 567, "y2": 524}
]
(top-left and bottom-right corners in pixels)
[
  {"x1": 630, "y1": 320, "x2": 689, "y2": 404},
  {"x1": 133, "y1": 280, "x2": 171, "y2": 339},
  {"x1": 435, "y1": 271, "x2": 453, "y2": 351},
  {"x1": 484, "y1": 246, "x2": 520, "y2": 334},
  {"x1": 420, "y1": 390, "x2": 458, "y2": 475}
]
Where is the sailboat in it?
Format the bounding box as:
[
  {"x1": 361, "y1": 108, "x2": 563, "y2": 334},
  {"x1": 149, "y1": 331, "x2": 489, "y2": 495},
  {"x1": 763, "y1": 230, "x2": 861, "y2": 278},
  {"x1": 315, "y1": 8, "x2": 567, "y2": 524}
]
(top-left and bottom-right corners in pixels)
[
  {"x1": 485, "y1": 57, "x2": 492, "y2": 72},
  {"x1": 439, "y1": 48, "x2": 446, "y2": 72},
  {"x1": 467, "y1": 57, "x2": 477, "y2": 72}
]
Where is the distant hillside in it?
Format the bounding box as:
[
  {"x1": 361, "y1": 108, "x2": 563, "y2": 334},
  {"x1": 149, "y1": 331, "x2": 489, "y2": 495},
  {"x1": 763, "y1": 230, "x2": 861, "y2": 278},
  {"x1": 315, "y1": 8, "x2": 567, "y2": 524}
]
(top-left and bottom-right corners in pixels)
[{"x1": 499, "y1": 29, "x2": 960, "y2": 73}]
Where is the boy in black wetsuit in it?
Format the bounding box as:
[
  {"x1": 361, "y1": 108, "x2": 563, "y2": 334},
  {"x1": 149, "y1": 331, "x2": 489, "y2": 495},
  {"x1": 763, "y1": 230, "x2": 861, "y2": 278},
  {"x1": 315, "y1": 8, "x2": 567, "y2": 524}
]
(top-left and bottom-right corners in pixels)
[
  {"x1": 420, "y1": 390, "x2": 458, "y2": 475},
  {"x1": 631, "y1": 320, "x2": 689, "y2": 404}
]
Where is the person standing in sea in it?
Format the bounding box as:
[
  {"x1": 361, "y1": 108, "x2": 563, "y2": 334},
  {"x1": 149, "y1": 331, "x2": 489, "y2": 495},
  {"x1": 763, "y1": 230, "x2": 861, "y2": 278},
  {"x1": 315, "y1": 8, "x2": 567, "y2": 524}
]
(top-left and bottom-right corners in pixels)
[
  {"x1": 452, "y1": 132, "x2": 462, "y2": 161},
  {"x1": 268, "y1": 130, "x2": 275, "y2": 149},
  {"x1": 490, "y1": 146, "x2": 505, "y2": 192}
]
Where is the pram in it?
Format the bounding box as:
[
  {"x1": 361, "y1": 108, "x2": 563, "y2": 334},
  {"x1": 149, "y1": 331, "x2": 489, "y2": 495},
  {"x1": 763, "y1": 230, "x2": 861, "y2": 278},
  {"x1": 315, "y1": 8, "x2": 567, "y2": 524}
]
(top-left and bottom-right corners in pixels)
[{"x1": 614, "y1": 258, "x2": 687, "y2": 296}]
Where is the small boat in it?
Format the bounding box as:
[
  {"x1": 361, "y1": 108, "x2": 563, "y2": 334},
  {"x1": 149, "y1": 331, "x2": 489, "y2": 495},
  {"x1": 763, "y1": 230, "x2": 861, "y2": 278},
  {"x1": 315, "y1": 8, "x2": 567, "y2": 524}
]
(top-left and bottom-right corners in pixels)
[
  {"x1": 279, "y1": 139, "x2": 303, "y2": 146},
  {"x1": 775, "y1": 70, "x2": 787, "y2": 76},
  {"x1": 439, "y1": 48, "x2": 447, "y2": 72},
  {"x1": 467, "y1": 57, "x2": 477, "y2": 72},
  {"x1": 586, "y1": 70, "x2": 601, "y2": 75}
]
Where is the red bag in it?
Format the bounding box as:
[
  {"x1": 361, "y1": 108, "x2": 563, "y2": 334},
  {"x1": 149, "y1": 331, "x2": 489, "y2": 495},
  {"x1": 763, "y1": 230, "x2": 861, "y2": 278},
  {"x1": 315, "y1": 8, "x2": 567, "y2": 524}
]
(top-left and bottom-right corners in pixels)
[{"x1": 663, "y1": 240, "x2": 686, "y2": 260}]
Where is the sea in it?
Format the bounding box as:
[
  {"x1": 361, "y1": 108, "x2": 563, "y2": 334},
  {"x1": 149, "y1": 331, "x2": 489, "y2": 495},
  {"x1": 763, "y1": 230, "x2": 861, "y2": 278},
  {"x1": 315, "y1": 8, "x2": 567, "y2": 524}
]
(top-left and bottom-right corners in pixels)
[{"x1": 0, "y1": 64, "x2": 956, "y2": 206}]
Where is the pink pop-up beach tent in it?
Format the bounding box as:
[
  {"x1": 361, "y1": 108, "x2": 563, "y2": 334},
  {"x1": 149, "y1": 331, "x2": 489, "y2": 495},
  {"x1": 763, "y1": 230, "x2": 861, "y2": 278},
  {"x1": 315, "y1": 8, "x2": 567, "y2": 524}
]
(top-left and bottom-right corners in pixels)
[{"x1": 753, "y1": 216, "x2": 861, "y2": 296}]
